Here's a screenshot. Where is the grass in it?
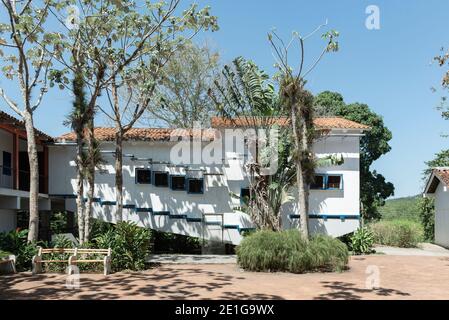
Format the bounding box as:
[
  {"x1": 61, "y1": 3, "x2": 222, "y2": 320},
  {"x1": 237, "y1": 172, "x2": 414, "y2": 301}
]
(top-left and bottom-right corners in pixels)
[
  {"x1": 369, "y1": 219, "x2": 424, "y2": 248},
  {"x1": 236, "y1": 229, "x2": 349, "y2": 273},
  {"x1": 378, "y1": 195, "x2": 421, "y2": 222}
]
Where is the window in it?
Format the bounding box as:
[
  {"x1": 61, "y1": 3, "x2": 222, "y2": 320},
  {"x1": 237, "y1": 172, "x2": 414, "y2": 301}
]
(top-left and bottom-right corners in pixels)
[
  {"x1": 310, "y1": 175, "x2": 325, "y2": 190},
  {"x1": 153, "y1": 171, "x2": 169, "y2": 187},
  {"x1": 240, "y1": 187, "x2": 250, "y2": 204},
  {"x1": 170, "y1": 175, "x2": 186, "y2": 191},
  {"x1": 135, "y1": 168, "x2": 151, "y2": 184},
  {"x1": 327, "y1": 175, "x2": 342, "y2": 189},
  {"x1": 2, "y1": 151, "x2": 11, "y2": 176},
  {"x1": 187, "y1": 178, "x2": 204, "y2": 194}
]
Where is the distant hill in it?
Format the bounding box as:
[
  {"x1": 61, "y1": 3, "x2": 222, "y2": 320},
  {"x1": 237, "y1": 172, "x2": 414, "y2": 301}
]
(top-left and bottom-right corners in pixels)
[{"x1": 378, "y1": 195, "x2": 421, "y2": 221}]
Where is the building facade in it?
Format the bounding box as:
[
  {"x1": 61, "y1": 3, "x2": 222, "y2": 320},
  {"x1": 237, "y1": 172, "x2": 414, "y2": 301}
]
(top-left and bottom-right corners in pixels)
[{"x1": 0, "y1": 111, "x2": 369, "y2": 245}]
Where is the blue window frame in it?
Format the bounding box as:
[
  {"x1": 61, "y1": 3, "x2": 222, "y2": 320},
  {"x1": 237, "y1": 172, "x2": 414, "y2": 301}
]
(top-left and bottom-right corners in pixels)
[
  {"x1": 187, "y1": 178, "x2": 204, "y2": 194},
  {"x1": 2, "y1": 151, "x2": 12, "y2": 176},
  {"x1": 240, "y1": 187, "x2": 250, "y2": 205},
  {"x1": 153, "y1": 171, "x2": 169, "y2": 187},
  {"x1": 135, "y1": 168, "x2": 151, "y2": 184},
  {"x1": 326, "y1": 174, "x2": 343, "y2": 190},
  {"x1": 170, "y1": 175, "x2": 186, "y2": 191},
  {"x1": 310, "y1": 174, "x2": 343, "y2": 190},
  {"x1": 310, "y1": 174, "x2": 326, "y2": 190}
]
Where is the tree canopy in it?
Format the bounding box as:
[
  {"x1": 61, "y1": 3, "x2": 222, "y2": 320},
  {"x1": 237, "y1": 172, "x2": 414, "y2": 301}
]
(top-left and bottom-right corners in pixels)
[{"x1": 314, "y1": 91, "x2": 395, "y2": 220}]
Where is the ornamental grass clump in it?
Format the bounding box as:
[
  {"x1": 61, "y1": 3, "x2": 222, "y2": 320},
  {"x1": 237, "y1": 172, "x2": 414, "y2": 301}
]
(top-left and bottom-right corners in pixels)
[
  {"x1": 236, "y1": 229, "x2": 348, "y2": 273},
  {"x1": 369, "y1": 219, "x2": 423, "y2": 248}
]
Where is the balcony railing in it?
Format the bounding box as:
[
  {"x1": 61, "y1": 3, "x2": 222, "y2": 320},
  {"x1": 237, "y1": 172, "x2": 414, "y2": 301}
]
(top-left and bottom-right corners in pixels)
[
  {"x1": 0, "y1": 165, "x2": 13, "y2": 189},
  {"x1": 0, "y1": 165, "x2": 47, "y2": 193}
]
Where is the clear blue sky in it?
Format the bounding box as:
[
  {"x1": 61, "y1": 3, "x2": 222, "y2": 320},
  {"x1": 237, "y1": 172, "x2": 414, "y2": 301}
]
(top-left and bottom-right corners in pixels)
[{"x1": 1, "y1": 0, "x2": 448, "y2": 198}]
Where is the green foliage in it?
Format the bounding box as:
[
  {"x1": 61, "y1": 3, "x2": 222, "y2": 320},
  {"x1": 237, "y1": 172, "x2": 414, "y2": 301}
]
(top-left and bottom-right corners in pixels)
[
  {"x1": 0, "y1": 229, "x2": 39, "y2": 272},
  {"x1": 418, "y1": 197, "x2": 435, "y2": 242},
  {"x1": 378, "y1": 195, "x2": 421, "y2": 222},
  {"x1": 369, "y1": 220, "x2": 424, "y2": 248},
  {"x1": 209, "y1": 56, "x2": 278, "y2": 118},
  {"x1": 152, "y1": 231, "x2": 201, "y2": 254},
  {"x1": 151, "y1": 41, "x2": 220, "y2": 127},
  {"x1": 45, "y1": 235, "x2": 75, "y2": 273},
  {"x1": 236, "y1": 230, "x2": 348, "y2": 273},
  {"x1": 0, "y1": 250, "x2": 12, "y2": 259},
  {"x1": 95, "y1": 221, "x2": 151, "y2": 272},
  {"x1": 350, "y1": 227, "x2": 375, "y2": 255},
  {"x1": 314, "y1": 91, "x2": 395, "y2": 220},
  {"x1": 424, "y1": 149, "x2": 449, "y2": 178},
  {"x1": 50, "y1": 211, "x2": 70, "y2": 235}
]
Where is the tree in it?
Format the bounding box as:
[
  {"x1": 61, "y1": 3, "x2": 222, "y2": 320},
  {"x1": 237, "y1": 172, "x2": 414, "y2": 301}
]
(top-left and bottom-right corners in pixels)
[
  {"x1": 0, "y1": 0, "x2": 67, "y2": 242},
  {"x1": 64, "y1": 69, "x2": 88, "y2": 241},
  {"x1": 95, "y1": 2, "x2": 218, "y2": 223},
  {"x1": 434, "y1": 47, "x2": 449, "y2": 119},
  {"x1": 209, "y1": 57, "x2": 288, "y2": 230},
  {"x1": 209, "y1": 57, "x2": 343, "y2": 231},
  {"x1": 51, "y1": 0, "x2": 217, "y2": 240},
  {"x1": 424, "y1": 149, "x2": 449, "y2": 177},
  {"x1": 148, "y1": 41, "x2": 220, "y2": 128},
  {"x1": 268, "y1": 27, "x2": 339, "y2": 238},
  {"x1": 314, "y1": 91, "x2": 395, "y2": 220}
]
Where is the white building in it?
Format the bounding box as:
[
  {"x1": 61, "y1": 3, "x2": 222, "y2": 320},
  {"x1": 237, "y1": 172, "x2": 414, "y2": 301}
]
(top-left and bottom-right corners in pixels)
[
  {"x1": 0, "y1": 111, "x2": 52, "y2": 233},
  {"x1": 0, "y1": 111, "x2": 370, "y2": 245},
  {"x1": 424, "y1": 168, "x2": 449, "y2": 248}
]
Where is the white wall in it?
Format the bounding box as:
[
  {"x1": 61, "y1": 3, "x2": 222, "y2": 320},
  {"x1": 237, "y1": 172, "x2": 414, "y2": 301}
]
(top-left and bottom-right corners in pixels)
[
  {"x1": 0, "y1": 129, "x2": 13, "y2": 189},
  {"x1": 48, "y1": 132, "x2": 361, "y2": 242},
  {"x1": 0, "y1": 209, "x2": 16, "y2": 232},
  {"x1": 434, "y1": 183, "x2": 449, "y2": 248}
]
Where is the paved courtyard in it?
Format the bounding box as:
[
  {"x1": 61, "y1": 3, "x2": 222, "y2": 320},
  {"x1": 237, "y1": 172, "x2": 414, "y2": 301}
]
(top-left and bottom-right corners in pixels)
[{"x1": 2, "y1": 255, "x2": 449, "y2": 300}]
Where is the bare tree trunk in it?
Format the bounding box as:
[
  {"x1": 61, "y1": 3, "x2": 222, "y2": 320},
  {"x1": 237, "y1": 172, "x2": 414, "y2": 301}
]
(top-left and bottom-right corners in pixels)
[
  {"x1": 75, "y1": 133, "x2": 85, "y2": 244},
  {"x1": 115, "y1": 130, "x2": 124, "y2": 223},
  {"x1": 290, "y1": 94, "x2": 309, "y2": 239},
  {"x1": 84, "y1": 116, "x2": 95, "y2": 243},
  {"x1": 23, "y1": 110, "x2": 40, "y2": 242},
  {"x1": 84, "y1": 174, "x2": 94, "y2": 243}
]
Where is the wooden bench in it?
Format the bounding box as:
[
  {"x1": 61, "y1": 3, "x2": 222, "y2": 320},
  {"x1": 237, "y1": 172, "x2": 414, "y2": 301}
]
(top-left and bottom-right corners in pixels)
[
  {"x1": 32, "y1": 247, "x2": 112, "y2": 275},
  {"x1": 69, "y1": 248, "x2": 112, "y2": 276},
  {"x1": 32, "y1": 247, "x2": 76, "y2": 275}
]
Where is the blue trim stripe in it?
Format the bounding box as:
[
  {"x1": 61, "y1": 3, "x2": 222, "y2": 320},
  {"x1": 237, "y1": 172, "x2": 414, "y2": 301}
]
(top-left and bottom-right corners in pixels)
[
  {"x1": 101, "y1": 200, "x2": 116, "y2": 206},
  {"x1": 135, "y1": 207, "x2": 153, "y2": 213},
  {"x1": 289, "y1": 214, "x2": 360, "y2": 221},
  {"x1": 123, "y1": 204, "x2": 136, "y2": 209},
  {"x1": 169, "y1": 214, "x2": 188, "y2": 219},
  {"x1": 152, "y1": 211, "x2": 170, "y2": 216},
  {"x1": 205, "y1": 221, "x2": 221, "y2": 226}
]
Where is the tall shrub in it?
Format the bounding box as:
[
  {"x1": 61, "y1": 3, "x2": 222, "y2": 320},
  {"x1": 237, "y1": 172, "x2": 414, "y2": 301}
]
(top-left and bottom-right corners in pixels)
[
  {"x1": 95, "y1": 222, "x2": 151, "y2": 272},
  {"x1": 418, "y1": 197, "x2": 435, "y2": 242},
  {"x1": 236, "y1": 229, "x2": 348, "y2": 273}
]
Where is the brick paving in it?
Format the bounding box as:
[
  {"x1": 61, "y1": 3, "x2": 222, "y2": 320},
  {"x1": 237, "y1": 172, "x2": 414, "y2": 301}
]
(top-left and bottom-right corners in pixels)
[{"x1": 2, "y1": 255, "x2": 449, "y2": 300}]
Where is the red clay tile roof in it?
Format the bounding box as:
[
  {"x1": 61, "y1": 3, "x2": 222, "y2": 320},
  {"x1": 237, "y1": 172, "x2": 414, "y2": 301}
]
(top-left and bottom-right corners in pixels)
[
  {"x1": 210, "y1": 116, "x2": 371, "y2": 130},
  {"x1": 57, "y1": 117, "x2": 370, "y2": 142},
  {"x1": 434, "y1": 168, "x2": 449, "y2": 187},
  {"x1": 57, "y1": 127, "x2": 218, "y2": 142},
  {"x1": 424, "y1": 167, "x2": 449, "y2": 194},
  {"x1": 0, "y1": 110, "x2": 53, "y2": 141}
]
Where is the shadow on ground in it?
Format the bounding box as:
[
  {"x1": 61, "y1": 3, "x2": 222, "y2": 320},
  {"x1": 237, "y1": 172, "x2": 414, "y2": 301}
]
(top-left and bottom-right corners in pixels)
[
  {"x1": 0, "y1": 267, "x2": 283, "y2": 300},
  {"x1": 314, "y1": 281, "x2": 411, "y2": 300}
]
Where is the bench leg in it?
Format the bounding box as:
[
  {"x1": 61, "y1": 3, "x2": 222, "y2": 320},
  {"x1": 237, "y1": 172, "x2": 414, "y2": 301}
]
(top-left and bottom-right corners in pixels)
[
  {"x1": 68, "y1": 255, "x2": 77, "y2": 275},
  {"x1": 104, "y1": 256, "x2": 111, "y2": 275},
  {"x1": 32, "y1": 256, "x2": 42, "y2": 275}
]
